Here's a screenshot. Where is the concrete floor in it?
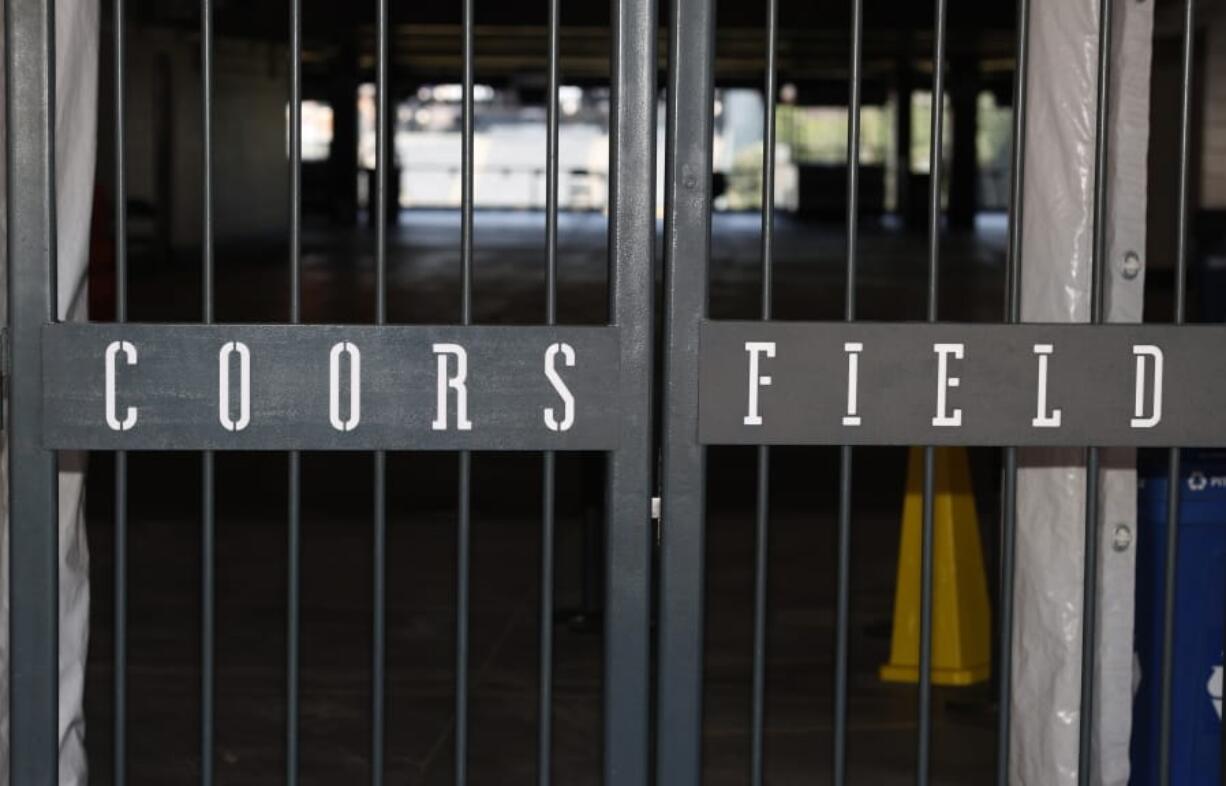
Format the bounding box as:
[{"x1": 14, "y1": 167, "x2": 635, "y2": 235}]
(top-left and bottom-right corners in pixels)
[
  {"x1": 83, "y1": 210, "x2": 1011, "y2": 784},
  {"x1": 116, "y1": 210, "x2": 1011, "y2": 325}
]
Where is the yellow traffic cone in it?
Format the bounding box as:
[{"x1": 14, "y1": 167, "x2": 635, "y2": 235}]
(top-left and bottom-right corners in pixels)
[{"x1": 879, "y1": 446, "x2": 991, "y2": 686}]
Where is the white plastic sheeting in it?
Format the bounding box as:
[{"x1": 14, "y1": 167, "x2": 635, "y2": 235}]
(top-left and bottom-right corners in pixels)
[
  {"x1": 0, "y1": 0, "x2": 99, "y2": 783},
  {"x1": 1012, "y1": 0, "x2": 1152, "y2": 783}
]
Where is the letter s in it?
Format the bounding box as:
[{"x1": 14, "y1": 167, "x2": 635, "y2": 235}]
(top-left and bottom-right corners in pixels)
[{"x1": 544, "y1": 343, "x2": 575, "y2": 432}]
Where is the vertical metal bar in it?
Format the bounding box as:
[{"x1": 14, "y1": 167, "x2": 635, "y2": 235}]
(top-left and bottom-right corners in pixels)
[
  {"x1": 5, "y1": 0, "x2": 59, "y2": 781},
  {"x1": 833, "y1": 0, "x2": 863, "y2": 782},
  {"x1": 657, "y1": 0, "x2": 712, "y2": 780},
  {"x1": 1078, "y1": 1, "x2": 1113, "y2": 782},
  {"x1": 917, "y1": 0, "x2": 948, "y2": 783},
  {"x1": 114, "y1": 0, "x2": 130, "y2": 780},
  {"x1": 606, "y1": 0, "x2": 657, "y2": 780},
  {"x1": 996, "y1": 0, "x2": 1030, "y2": 783},
  {"x1": 372, "y1": 451, "x2": 386, "y2": 786},
  {"x1": 200, "y1": 0, "x2": 216, "y2": 783},
  {"x1": 750, "y1": 0, "x2": 778, "y2": 781},
  {"x1": 457, "y1": 0, "x2": 475, "y2": 782},
  {"x1": 372, "y1": 0, "x2": 388, "y2": 783},
  {"x1": 537, "y1": 0, "x2": 560, "y2": 781},
  {"x1": 287, "y1": 0, "x2": 303, "y2": 781},
  {"x1": 1157, "y1": 1, "x2": 1195, "y2": 783}
]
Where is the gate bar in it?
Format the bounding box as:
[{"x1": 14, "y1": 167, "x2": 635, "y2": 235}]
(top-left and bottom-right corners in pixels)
[
  {"x1": 6, "y1": 0, "x2": 60, "y2": 781},
  {"x1": 1078, "y1": 0, "x2": 1114, "y2": 781},
  {"x1": 605, "y1": 0, "x2": 657, "y2": 779},
  {"x1": 750, "y1": 0, "x2": 779, "y2": 781},
  {"x1": 658, "y1": 0, "x2": 714, "y2": 779},
  {"x1": 1158, "y1": 0, "x2": 1196, "y2": 782},
  {"x1": 917, "y1": 0, "x2": 949, "y2": 781},
  {"x1": 457, "y1": 0, "x2": 475, "y2": 780},
  {"x1": 996, "y1": 0, "x2": 1031, "y2": 781},
  {"x1": 833, "y1": 0, "x2": 864, "y2": 781},
  {"x1": 287, "y1": 0, "x2": 303, "y2": 780},
  {"x1": 200, "y1": 0, "x2": 217, "y2": 781},
  {"x1": 537, "y1": 0, "x2": 561, "y2": 780},
  {"x1": 372, "y1": 0, "x2": 389, "y2": 781},
  {"x1": 114, "y1": 0, "x2": 131, "y2": 779}
]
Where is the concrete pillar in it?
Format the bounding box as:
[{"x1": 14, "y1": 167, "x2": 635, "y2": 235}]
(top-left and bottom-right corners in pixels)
[
  {"x1": 948, "y1": 58, "x2": 979, "y2": 231},
  {"x1": 383, "y1": 82, "x2": 399, "y2": 222},
  {"x1": 328, "y1": 41, "x2": 359, "y2": 226},
  {"x1": 894, "y1": 59, "x2": 913, "y2": 226}
]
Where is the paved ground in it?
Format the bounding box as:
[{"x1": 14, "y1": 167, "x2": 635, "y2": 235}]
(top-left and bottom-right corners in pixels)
[
  {"x1": 116, "y1": 210, "x2": 1011, "y2": 325},
  {"x1": 83, "y1": 210, "x2": 1011, "y2": 784}
]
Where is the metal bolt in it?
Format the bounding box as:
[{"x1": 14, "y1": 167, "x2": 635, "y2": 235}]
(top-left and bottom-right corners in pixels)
[
  {"x1": 1113, "y1": 524, "x2": 1133, "y2": 553},
  {"x1": 1121, "y1": 251, "x2": 1143, "y2": 280}
]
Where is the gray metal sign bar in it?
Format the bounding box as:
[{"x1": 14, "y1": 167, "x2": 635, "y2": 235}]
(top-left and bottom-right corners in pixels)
[
  {"x1": 43, "y1": 324, "x2": 620, "y2": 450},
  {"x1": 700, "y1": 321, "x2": 1226, "y2": 447}
]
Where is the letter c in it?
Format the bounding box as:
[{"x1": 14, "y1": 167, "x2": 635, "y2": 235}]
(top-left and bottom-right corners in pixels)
[{"x1": 105, "y1": 340, "x2": 138, "y2": 431}]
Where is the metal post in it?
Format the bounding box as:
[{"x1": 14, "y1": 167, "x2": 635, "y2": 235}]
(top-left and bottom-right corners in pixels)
[
  {"x1": 997, "y1": 0, "x2": 1031, "y2": 782},
  {"x1": 918, "y1": 0, "x2": 949, "y2": 782},
  {"x1": 200, "y1": 1, "x2": 216, "y2": 782},
  {"x1": 372, "y1": 0, "x2": 389, "y2": 783},
  {"x1": 538, "y1": 0, "x2": 561, "y2": 781},
  {"x1": 834, "y1": 1, "x2": 864, "y2": 782},
  {"x1": 114, "y1": 0, "x2": 131, "y2": 780},
  {"x1": 457, "y1": 1, "x2": 475, "y2": 781},
  {"x1": 657, "y1": 0, "x2": 715, "y2": 780},
  {"x1": 605, "y1": 0, "x2": 657, "y2": 780},
  {"x1": 287, "y1": 0, "x2": 303, "y2": 781},
  {"x1": 5, "y1": 0, "x2": 60, "y2": 782},
  {"x1": 1078, "y1": 1, "x2": 1114, "y2": 782},
  {"x1": 1158, "y1": 1, "x2": 1196, "y2": 783},
  {"x1": 750, "y1": 1, "x2": 778, "y2": 781}
]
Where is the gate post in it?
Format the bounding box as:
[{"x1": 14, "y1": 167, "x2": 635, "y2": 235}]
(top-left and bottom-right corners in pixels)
[
  {"x1": 5, "y1": 0, "x2": 61, "y2": 783},
  {"x1": 605, "y1": 0, "x2": 657, "y2": 781},
  {"x1": 657, "y1": 0, "x2": 715, "y2": 781}
]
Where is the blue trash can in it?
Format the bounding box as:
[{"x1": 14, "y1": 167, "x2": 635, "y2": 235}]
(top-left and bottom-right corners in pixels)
[{"x1": 1133, "y1": 449, "x2": 1226, "y2": 785}]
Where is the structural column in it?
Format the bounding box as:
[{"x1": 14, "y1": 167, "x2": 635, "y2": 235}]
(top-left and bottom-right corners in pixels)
[
  {"x1": 949, "y1": 57, "x2": 980, "y2": 230},
  {"x1": 894, "y1": 56, "x2": 913, "y2": 228},
  {"x1": 328, "y1": 39, "x2": 359, "y2": 225}
]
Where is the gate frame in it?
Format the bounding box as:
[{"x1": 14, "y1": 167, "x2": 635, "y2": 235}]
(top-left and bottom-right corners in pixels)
[{"x1": 6, "y1": 0, "x2": 61, "y2": 783}]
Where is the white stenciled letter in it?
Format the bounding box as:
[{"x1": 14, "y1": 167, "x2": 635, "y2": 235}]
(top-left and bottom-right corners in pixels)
[
  {"x1": 744, "y1": 342, "x2": 776, "y2": 426},
  {"x1": 932, "y1": 343, "x2": 964, "y2": 427},
  {"x1": 1031, "y1": 344, "x2": 1061, "y2": 428},
  {"x1": 843, "y1": 342, "x2": 863, "y2": 426},
  {"x1": 544, "y1": 342, "x2": 576, "y2": 432},
  {"x1": 329, "y1": 342, "x2": 361, "y2": 432},
  {"x1": 218, "y1": 341, "x2": 251, "y2": 432},
  {"x1": 1132, "y1": 345, "x2": 1164, "y2": 429},
  {"x1": 105, "y1": 340, "x2": 138, "y2": 431},
  {"x1": 432, "y1": 343, "x2": 472, "y2": 431}
]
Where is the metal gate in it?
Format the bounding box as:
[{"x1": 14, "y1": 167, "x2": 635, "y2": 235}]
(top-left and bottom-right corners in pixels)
[
  {"x1": 1, "y1": 0, "x2": 1210, "y2": 785},
  {"x1": 6, "y1": 0, "x2": 658, "y2": 782},
  {"x1": 656, "y1": 0, "x2": 1204, "y2": 785}
]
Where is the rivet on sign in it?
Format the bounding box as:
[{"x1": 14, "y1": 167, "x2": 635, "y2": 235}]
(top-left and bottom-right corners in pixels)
[
  {"x1": 1121, "y1": 251, "x2": 1143, "y2": 280},
  {"x1": 1113, "y1": 524, "x2": 1133, "y2": 553}
]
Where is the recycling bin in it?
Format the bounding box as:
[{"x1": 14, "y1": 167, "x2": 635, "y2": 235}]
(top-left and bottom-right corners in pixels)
[{"x1": 1132, "y1": 449, "x2": 1226, "y2": 785}]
